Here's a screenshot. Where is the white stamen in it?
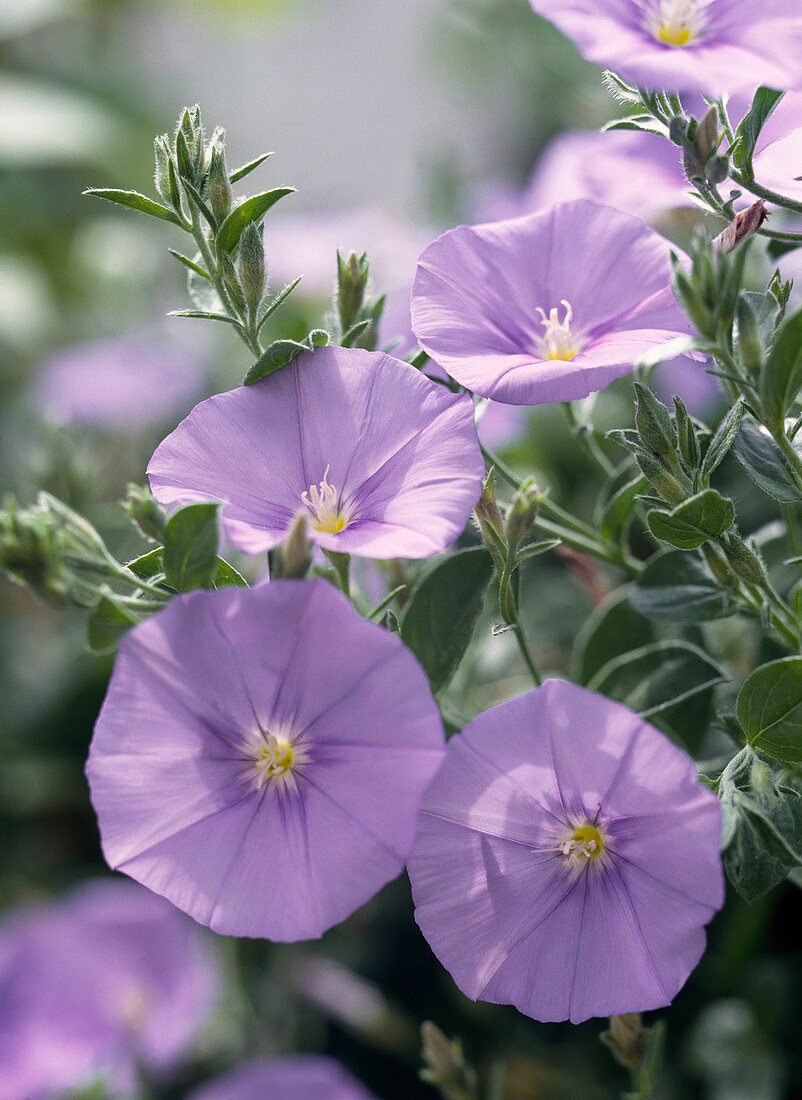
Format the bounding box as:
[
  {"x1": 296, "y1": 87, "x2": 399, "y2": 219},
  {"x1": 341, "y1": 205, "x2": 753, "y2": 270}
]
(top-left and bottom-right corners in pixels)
[
  {"x1": 301, "y1": 464, "x2": 351, "y2": 533},
  {"x1": 535, "y1": 299, "x2": 582, "y2": 360},
  {"x1": 647, "y1": 0, "x2": 705, "y2": 47}
]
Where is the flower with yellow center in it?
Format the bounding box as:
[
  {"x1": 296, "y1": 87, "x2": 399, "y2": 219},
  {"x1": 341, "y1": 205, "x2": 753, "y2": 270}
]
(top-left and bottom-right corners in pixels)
[
  {"x1": 244, "y1": 730, "x2": 310, "y2": 792},
  {"x1": 649, "y1": 0, "x2": 703, "y2": 47},
  {"x1": 301, "y1": 465, "x2": 352, "y2": 534},
  {"x1": 559, "y1": 822, "x2": 608, "y2": 873},
  {"x1": 535, "y1": 299, "x2": 583, "y2": 361}
]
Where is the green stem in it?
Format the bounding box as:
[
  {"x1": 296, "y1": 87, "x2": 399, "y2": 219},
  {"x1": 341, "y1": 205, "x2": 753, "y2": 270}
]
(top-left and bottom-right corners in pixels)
[
  {"x1": 512, "y1": 617, "x2": 543, "y2": 686},
  {"x1": 563, "y1": 402, "x2": 616, "y2": 476},
  {"x1": 323, "y1": 550, "x2": 351, "y2": 599},
  {"x1": 479, "y1": 442, "x2": 641, "y2": 574},
  {"x1": 730, "y1": 168, "x2": 802, "y2": 216},
  {"x1": 775, "y1": 429, "x2": 802, "y2": 492},
  {"x1": 189, "y1": 208, "x2": 262, "y2": 359}
]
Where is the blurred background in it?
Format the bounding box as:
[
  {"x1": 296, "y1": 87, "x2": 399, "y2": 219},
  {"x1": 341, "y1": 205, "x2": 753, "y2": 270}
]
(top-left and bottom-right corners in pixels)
[{"x1": 2, "y1": 1, "x2": 801, "y2": 1097}]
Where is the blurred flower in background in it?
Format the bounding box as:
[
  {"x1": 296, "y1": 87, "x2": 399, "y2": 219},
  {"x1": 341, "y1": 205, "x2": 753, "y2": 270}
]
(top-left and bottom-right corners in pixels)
[
  {"x1": 32, "y1": 331, "x2": 207, "y2": 432},
  {"x1": 189, "y1": 1054, "x2": 378, "y2": 1100},
  {"x1": 0, "y1": 877, "x2": 220, "y2": 1100}
]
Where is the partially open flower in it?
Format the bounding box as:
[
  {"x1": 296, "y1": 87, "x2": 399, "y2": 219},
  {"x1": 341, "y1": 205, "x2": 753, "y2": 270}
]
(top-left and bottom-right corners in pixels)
[
  {"x1": 408, "y1": 679, "x2": 723, "y2": 1023},
  {"x1": 148, "y1": 345, "x2": 483, "y2": 559},
  {"x1": 411, "y1": 200, "x2": 697, "y2": 406}
]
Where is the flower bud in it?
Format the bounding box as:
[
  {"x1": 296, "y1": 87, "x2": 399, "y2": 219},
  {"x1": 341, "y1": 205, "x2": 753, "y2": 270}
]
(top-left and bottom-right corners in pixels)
[
  {"x1": 238, "y1": 222, "x2": 266, "y2": 315},
  {"x1": 636, "y1": 452, "x2": 686, "y2": 506},
  {"x1": 714, "y1": 200, "x2": 768, "y2": 254},
  {"x1": 277, "y1": 512, "x2": 312, "y2": 579},
  {"x1": 219, "y1": 252, "x2": 247, "y2": 316},
  {"x1": 694, "y1": 105, "x2": 720, "y2": 166},
  {"x1": 337, "y1": 250, "x2": 369, "y2": 333},
  {"x1": 634, "y1": 383, "x2": 677, "y2": 458},
  {"x1": 671, "y1": 264, "x2": 714, "y2": 338},
  {"x1": 504, "y1": 477, "x2": 544, "y2": 553},
  {"x1": 673, "y1": 396, "x2": 700, "y2": 469},
  {"x1": 722, "y1": 531, "x2": 766, "y2": 585},
  {"x1": 0, "y1": 497, "x2": 67, "y2": 606},
  {"x1": 419, "y1": 1021, "x2": 477, "y2": 1100},
  {"x1": 123, "y1": 484, "x2": 166, "y2": 543},
  {"x1": 736, "y1": 295, "x2": 764, "y2": 377},
  {"x1": 602, "y1": 1013, "x2": 647, "y2": 1072},
  {"x1": 208, "y1": 144, "x2": 232, "y2": 225},
  {"x1": 474, "y1": 468, "x2": 506, "y2": 572},
  {"x1": 153, "y1": 134, "x2": 172, "y2": 203}
]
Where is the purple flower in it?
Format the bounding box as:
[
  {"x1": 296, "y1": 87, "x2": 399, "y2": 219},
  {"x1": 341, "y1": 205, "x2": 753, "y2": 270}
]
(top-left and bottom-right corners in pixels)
[
  {"x1": 33, "y1": 332, "x2": 205, "y2": 430},
  {"x1": 407, "y1": 680, "x2": 723, "y2": 1024},
  {"x1": 528, "y1": 1, "x2": 802, "y2": 96},
  {"x1": 411, "y1": 200, "x2": 696, "y2": 406},
  {"x1": 524, "y1": 129, "x2": 692, "y2": 221},
  {"x1": 86, "y1": 579, "x2": 445, "y2": 940},
  {"x1": 189, "y1": 1055, "x2": 377, "y2": 1100},
  {"x1": 0, "y1": 878, "x2": 219, "y2": 1100},
  {"x1": 147, "y1": 345, "x2": 483, "y2": 558}
]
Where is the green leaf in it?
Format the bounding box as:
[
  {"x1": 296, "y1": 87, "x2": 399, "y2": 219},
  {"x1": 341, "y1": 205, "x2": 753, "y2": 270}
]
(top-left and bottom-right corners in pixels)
[
  {"x1": 737, "y1": 656, "x2": 802, "y2": 763},
  {"x1": 213, "y1": 557, "x2": 248, "y2": 588},
  {"x1": 83, "y1": 188, "x2": 182, "y2": 226},
  {"x1": 571, "y1": 587, "x2": 656, "y2": 686},
  {"x1": 720, "y1": 751, "x2": 802, "y2": 900},
  {"x1": 168, "y1": 249, "x2": 210, "y2": 280},
  {"x1": 401, "y1": 547, "x2": 493, "y2": 694},
  {"x1": 647, "y1": 489, "x2": 735, "y2": 549},
  {"x1": 588, "y1": 640, "x2": 726, "y2": 750},
  {"x1": 162, "y1": 503, "x2": 220, "y2": 592},
  {"x1": 700, "y1": 398, "x2": 745, "y2": 481},
  {"x1": 759, "y1": 306, "x2": 802, "y2": 428},
  {"x1": 632, "y1": 549, "x2": 736, "y2": 621},
  {"x1": 733, "y1": 417, "x2": 802, "y2": 503},
  {"x1": 340, "y1": 319, "x2": 373, "y2": 348},
  {"x1": 736, "y1": 788, "x2": 802, "y2": 867},
  {"x1": 603, "y1": 114, "x2": 670, "y2": 138},
  {"x1": 125, "y1": 548, "x2": 164, "y2": 581},
  {"x1": 215, "y1": 187, "x2": 294, "y2": 254},
  {"x1": 243, "y1": 339, "x2": 307, "y2": 385},
  {"x1": 87, "y1": 593, "x2": 140, "y2": 654},
  {"x1": 514, "y1": 538, "x2": 560, "y2": 564},
  {"x1": 229, "y1": 151, "x2": 273, "y2": 183},
  {"x1": 723, "y1": 796, "x2": 792, "y2": 901},
  {"x1": 182, "y1": 179, "x2": 217, "y2": 228},
  {"x1": 256, "y1": 275, "x2": 303, "y2": 334},
  {"x1": 732, "y1": 87, "x2": 784, "y2": 173},
  {"x1": 169, "y1": 309, "x2": 244, "y2": 331}
]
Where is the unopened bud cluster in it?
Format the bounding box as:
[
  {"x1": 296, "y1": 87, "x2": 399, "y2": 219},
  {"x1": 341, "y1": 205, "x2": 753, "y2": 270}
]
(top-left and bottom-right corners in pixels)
[{"x1": 334, "y1": 250, "x2": 385, "y2": 351}]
